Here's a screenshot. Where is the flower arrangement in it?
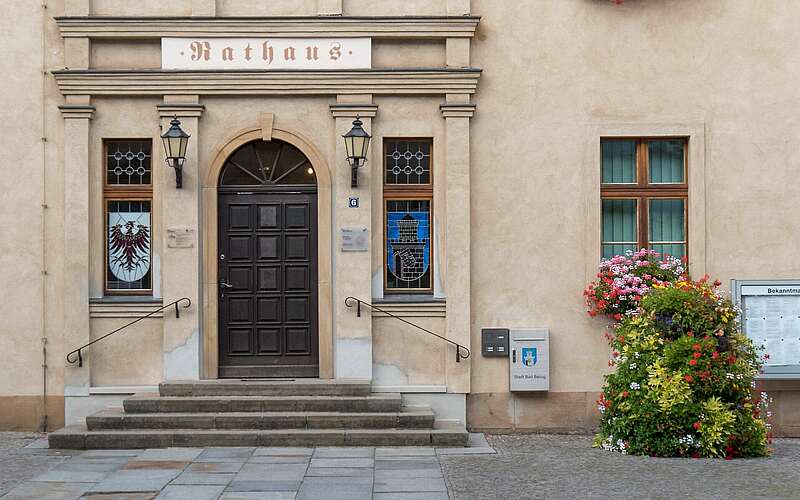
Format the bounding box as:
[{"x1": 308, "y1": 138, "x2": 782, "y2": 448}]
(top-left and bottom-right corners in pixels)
[
  {"x1": 588, "y1": 252, "x2": 771, "y2": 458},
  {"x1": 584, "y1": 249, "x2": 686, "y2": 321}
]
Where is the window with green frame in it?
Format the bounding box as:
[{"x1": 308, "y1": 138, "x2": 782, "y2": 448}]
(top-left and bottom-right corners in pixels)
[{"x1": 600, "y1": 138, "x2": 688, "y2": 259}]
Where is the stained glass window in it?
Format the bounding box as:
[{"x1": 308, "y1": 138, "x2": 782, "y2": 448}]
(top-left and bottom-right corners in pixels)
[
  {"x1": 106, "y1": 200, "x2": 152, "y2": 291},
  {"x1": 106, "y1": 140, "x2": 151, "y2": 185},
  {"x1": 385, "y1": 140, "x2": 431, "y2": 185},
  {"x1": 386, "y1": 200, "x2": 431, "y2": 291}
]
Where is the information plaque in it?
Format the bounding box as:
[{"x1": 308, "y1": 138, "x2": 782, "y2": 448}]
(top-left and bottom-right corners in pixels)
[
  {"x1": 732, "y1": 280, "x2": 800, "y2": 379},
  {"x1": 340, "y1": 227, "x2": 368, "y2": 252}
]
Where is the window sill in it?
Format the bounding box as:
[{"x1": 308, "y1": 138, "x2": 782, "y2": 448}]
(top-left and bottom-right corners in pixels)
[
  {"x1": 370, "y1": 297, "x2": 446, "y2": 318},
  {"x1": 89, "y1": 297, "x2": 165, "y2": 318}
]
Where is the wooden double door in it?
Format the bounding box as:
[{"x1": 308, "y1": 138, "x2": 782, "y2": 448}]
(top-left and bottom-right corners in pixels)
[{"x1": 217, "y1": 188, "x2": 318, "y2": 378}]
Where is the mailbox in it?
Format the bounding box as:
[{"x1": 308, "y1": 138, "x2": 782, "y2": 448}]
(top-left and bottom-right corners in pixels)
[{"x1": 509, "y1": 328, "x2": 550, "y2": 391}]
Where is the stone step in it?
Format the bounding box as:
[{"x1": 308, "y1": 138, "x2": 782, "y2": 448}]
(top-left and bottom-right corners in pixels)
[
  {"x1": 123, "y1": 393, "x2": 403, "y2": 414},
  {"x1": 160, "y1": 379, "x2": 372, "y2": 397},
  {"x1": 48, "y1": 425, "x2": 469, "y2": 449},
  {"x1": 85, "y1": 408, "x2": 435, "y2": 431}
]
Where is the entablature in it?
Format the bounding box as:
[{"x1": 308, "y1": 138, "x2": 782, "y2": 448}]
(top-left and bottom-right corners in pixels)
[
  {"x1": 52, "y1": 68, "x2": 481, "y2": 96},
  {"x1": 54, "y1": 15, "x2": 480, "y2": 39}
]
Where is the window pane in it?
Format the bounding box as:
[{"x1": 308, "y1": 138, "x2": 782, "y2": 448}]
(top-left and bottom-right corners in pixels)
[
  {"x1": 386, "y1": 199, "x2": 431, "y2": 290},
  {"x1": 648, "y1": 139, "x2": 685, "y2": 183},
  {"x1": 385, "y1": 140, "x2": 431, "y2": 185},
  {"x1": 601, "y1": 199, "x2": 637, "y2": 258},
  {"x1": 107, "y1": 200, "x2": 152, "y2": 291},
  {"x1": 106, "y1": 140, "x2": 151, "y2": 185},
  {"x1": 649, "y1": 199, "x2": 686, "y2": 258},
  {"x1": 601, "y1": 140, "x2": 636, "y2": 184}
]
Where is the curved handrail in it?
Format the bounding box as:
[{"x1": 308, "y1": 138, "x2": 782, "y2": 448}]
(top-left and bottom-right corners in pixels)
[
  {"x1": 66, "y1": 297, "x2": 191, "y2": 367},
  {"x1": 344, "y1": 296, "x2": 471, "y2": 363}
]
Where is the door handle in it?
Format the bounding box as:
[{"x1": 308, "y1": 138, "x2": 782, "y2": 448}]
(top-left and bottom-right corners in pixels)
[
  {"x1": 512, "y1": 348, "x2": 516, "y2": 363},
  {"x1": 219, "y1": 280, "x2": 234, "y2": 290}
]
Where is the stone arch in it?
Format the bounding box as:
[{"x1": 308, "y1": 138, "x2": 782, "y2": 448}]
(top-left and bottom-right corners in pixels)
[{"x1": 202, "y1": 125, "x2": 333, "y2": 379}]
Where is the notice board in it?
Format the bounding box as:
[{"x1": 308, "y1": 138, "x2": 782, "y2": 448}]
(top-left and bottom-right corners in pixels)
[{"x1": 732, "y1": 280, "x2": 800, "y2": 379}]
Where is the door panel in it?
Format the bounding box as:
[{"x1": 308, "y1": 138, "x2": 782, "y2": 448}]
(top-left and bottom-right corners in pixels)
[{"x1": 218, "y1": 191, "x2": 318, "y2": 378}]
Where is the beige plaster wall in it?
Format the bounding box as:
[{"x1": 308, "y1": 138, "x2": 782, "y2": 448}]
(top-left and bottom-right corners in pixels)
[
  {"x1": 91, "y1": 0, "x2": 192, "y2": 16},
  {"x1": 89, "y1": 318, "x2": 164, "y2": 386},
  {"x1": 216, "y1": 0, "x2": 317, "y2": 16},
  {"x1": 466, "y1": 0, "x2": 800, "y2": 432},
  {"x1": 343, "y1": 0, "x2": 446, "y2": 16},
  {"x1": 0, "y1": 0, "x2": 68, "y2": 431},
  {"x1": 373, "y1": 315, "x2": 447, "y2": 388},
  {"x1": 91, "y1": 40, "x2": 162, "y2": 70},
  {"x1": 373, "y1": 41, "x2": 446, "y2": 69}
]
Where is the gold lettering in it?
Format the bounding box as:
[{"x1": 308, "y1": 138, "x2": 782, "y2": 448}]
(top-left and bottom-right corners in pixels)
[
  {"x1": 329, "y1": 42, "x2": 342, "y2": 61},
  {"x1": 222, "y1": 46, "x2": 234, "y2": 61},
  {"x1": 305, "y1": 46, "x2": 319, "y2": 61},
  {"x1": 190, "y1": 41, "x2": 211, "y2": 61},
  {"x1": 244, "y1": 44, "x2": 253, "y2": 61},
  {"x1": 284, "y1": 46, "x2": 296, "y2": 61},
  {"x1": 261, "y1": 42, "x2": 274, "y2": 64}
]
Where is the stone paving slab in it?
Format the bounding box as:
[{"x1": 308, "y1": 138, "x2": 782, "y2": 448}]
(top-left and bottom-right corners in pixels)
[
  {"x1": 219, "y1": 492, "x2": 296, "y2": 500},
  {"x1": 313, "y1": 446, "x2": 375, "y2": 458},
  {"x1": 136, "y1": 448, "x2": 204, "y2": 462},
  {"x1": 89, "y1": 469, "x2": 182, "y2": 493},
  {"x1": 252, "y1": 447, "x2": 313, "y2": 457},
  {"x1": 170, "y1": 470, "x2": 236, "y2": 485},
  {"x1": 154, "y1": 484, "x2": 226, "y2": 500},
  {"x1": 2, "y1": 481, "x2": 92, "y2": 500},
  {"x1": 187, "y1": 462, "x2": 244, "y2": 474},
  {"x1": 309, "y1": 457, "x2": 373, "y2": 468},
  {"x1": 374, "y1": 494, "x2": 449, "y2": 500}
]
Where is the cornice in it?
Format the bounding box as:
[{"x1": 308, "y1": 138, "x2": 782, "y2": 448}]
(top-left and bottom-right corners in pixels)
[
  {"x1": 54, "y1": 16, "x2": 480, "y2": 39},
  {"x1": 329, "y1": 103, "x2": 378, "y2": 118},
  {"x1": 52, "y1": 69, "x2": 481, "y2": 97},
  {"x1": 440, "y1": 103, "x2": 476, "y2": 118},
  {"x1": 156, "y1": 102, "x2": 205, "y2": 118}
]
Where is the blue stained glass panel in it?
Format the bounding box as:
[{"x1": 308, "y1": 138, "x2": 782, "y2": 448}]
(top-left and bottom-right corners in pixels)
[{"x1": 386, "y1": 199, "x2": 431, "y2": 290}]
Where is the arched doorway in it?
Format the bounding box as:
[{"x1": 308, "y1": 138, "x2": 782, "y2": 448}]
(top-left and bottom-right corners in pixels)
[{"x1": 217, "y1": 139, "x2": 319, "y2": 378}]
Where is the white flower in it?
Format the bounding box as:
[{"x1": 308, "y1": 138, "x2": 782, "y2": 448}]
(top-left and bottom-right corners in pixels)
[
  {"x1": 630, "y1": 363, "x2": 638, "y2": 369},
  {"x1": 629, "y1": 382, "x2": 640, "y2": 390}
]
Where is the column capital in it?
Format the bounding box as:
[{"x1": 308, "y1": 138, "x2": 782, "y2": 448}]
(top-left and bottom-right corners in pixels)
[
  {"x1": 58, "y1": 104, "x2": 95, "y2": 120},
  {"x1": 440, "y1": 103, "x2": 476, "y2": 118},
  {"x1": 157, "y1": 103, "x2": 205, "y2": 119},
  {"x1": 330, "y1": 103, "x2": 378, "y2": 119}
]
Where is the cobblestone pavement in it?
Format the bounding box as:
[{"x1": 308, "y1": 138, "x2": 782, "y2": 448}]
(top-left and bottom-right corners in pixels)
[
  {"x1": 439, "y1": 434, "x2": 800, "y2": 500},
  {"x1": 0, "y1": 433, "x2": 78, "y2": 497}
]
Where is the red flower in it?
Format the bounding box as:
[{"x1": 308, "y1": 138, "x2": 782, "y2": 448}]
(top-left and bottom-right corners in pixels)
[
  {"x1": 684, "y1": 375, "x2": 694, "y2": 383},
  {"x1": 691, "y1": 452, "x2": 700, "y2": 459},
  {"x1": 622, "y1": 390, "x2": 630, "y2": 398},
  {"x1": 727, "y1": 355, "x2": 737, "y2": 365},
  {"x1": 692, "y1": 344, "x2": 701, "y2": 351},
  {"x1": 693, "y1": 422, "x2": 701, "y2": 430},
  {"x1": 711, "y1": 351, "x2": 719, "y2": 360},
  {"x1": 687, "y1": 332, "x2": 694, "y2": 337},
  {"x1": 725, "y1": 455, "x2": 733, "y2": 461},
  {"x1": 689, "y1": 359, "x2": 697, "y2": 366},
  {"x1": 693, "y1": 352, "x2": 702, "y2": 359},
  {"x1": 613, "y1": 313, "x2": 622, "y2": 321}
]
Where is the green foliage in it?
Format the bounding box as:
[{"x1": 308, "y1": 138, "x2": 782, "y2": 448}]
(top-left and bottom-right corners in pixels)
[{"x1": 593, "y1": 279, "x2": 771, "y2": 458}]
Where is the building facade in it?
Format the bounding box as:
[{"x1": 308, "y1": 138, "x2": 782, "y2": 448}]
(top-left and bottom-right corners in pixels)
[{"x1": 2, "y1": 0, "x2": 799, "y2": 437}]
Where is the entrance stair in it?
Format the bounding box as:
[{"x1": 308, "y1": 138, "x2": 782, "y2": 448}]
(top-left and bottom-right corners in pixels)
[{"x1": 48, "y1": 379, "x2": 468, "y2": 449}]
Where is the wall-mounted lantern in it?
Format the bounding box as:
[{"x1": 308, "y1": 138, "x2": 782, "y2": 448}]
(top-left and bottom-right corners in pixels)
[
  {"x1": 342, "y1": 116, "x2": 372, "y2": 188},
  {"x1": 161, "y1": 116, "x2": 190, "y2": 189}
]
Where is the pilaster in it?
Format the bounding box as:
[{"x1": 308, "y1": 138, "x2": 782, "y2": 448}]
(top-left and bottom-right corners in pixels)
[
  {"x1": 318, "y1": 0, "x2": 343, "y2": 16},
  {"x1": 157, "y1": 96, "x2": 204, "y2": 380},
  {"x1": 440, "y1": 98, "x2": 475, "y2": 394},
  {"x1": 330, "y1": 97, "x2": 378, "y2": 381},
  {"x1": 447, "y1": 0, "x2": 470, "y2": 15},
  {"x1": 191, "y1": 0, "x2": 216, "y2": 17},
  {"x1": 59, "y1": 96, "x2": 94, "y2": 397}
]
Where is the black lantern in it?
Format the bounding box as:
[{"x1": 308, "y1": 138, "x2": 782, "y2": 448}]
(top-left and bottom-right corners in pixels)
[
  {"x1": 161, "y1": 116, "x2": 190, "y2": 188},
  {"x1": 342, "y1": 116, "x2": 372, "y2": 188}
]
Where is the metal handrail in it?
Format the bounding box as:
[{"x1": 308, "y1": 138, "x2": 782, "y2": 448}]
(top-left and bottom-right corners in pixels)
[
  {"x1": 66, "y1": 297, "x2": 191, "y2": 367},
  {"x1": 344, "y1": 296, "x2": 471, "y2": 363}
]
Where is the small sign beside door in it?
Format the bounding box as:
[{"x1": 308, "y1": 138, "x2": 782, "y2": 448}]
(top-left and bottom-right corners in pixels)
[
  {"x1": 341, "y1": 227, "x2": 368, "y2": 252},
  {"x1": 348, "y1": 197, "x2": 359, "y2": 208},
  {"x1": 167, "y1": 228, "x2": 195, "y2": 248}
]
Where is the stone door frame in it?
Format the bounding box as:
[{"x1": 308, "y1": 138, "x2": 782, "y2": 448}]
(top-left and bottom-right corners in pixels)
[{"x1": 202, "y1": 125, "x2": 333, "y2": 379}]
